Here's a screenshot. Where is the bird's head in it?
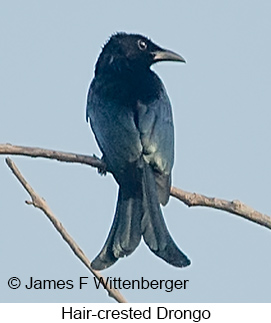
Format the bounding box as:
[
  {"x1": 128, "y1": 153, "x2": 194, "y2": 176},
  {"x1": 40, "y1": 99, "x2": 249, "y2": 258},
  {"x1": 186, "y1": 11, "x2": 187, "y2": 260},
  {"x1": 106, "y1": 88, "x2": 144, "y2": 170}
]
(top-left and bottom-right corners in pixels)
[{"x1": 95, "y1": 32, "x2": 185, "y2": 76}]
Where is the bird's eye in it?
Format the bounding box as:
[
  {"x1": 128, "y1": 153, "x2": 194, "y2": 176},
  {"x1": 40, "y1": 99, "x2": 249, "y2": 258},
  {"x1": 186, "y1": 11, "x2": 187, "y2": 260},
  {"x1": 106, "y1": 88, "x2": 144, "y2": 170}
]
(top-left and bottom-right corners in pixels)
[{"x1": 138, "y1": 39, "x2": 147, "y2": 51}]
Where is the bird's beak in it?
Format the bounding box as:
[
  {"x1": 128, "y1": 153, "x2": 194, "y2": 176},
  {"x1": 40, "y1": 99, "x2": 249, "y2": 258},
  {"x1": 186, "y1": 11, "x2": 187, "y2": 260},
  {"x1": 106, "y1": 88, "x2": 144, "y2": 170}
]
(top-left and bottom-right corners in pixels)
[{"x1": 152, "y1": 48, "x2": 186, "y2": 64}]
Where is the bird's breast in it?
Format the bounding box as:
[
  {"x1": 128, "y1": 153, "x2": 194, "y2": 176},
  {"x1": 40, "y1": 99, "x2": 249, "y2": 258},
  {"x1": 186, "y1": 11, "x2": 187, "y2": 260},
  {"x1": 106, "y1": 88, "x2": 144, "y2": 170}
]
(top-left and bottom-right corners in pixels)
[{"x1": 95, "y1": 70, "x2": 162, "y2": 107}]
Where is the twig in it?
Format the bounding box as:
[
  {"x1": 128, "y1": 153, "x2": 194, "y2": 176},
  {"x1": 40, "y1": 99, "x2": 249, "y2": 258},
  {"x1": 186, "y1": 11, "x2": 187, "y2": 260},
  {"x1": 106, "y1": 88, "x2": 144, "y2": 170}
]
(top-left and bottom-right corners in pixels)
[
  {"x1": 5, "y1": 157, "x2": 127, "y2": 303},
  {"x1": 0, "y1": 143, "x2": 104, "y2": 169},
  {"x1": 1, "y1": 143, "x2": 271, "y2": 231},
  {"x1": 170, "y1": 187, "x2": 271, "y2": 230}
]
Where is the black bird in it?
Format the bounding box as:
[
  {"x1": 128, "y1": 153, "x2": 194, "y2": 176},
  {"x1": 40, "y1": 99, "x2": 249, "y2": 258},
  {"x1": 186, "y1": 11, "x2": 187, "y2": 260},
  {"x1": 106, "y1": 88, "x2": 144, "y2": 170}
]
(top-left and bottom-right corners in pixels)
[{"x1": 86, "y1": 32, "x2": 190, "y2": 270}]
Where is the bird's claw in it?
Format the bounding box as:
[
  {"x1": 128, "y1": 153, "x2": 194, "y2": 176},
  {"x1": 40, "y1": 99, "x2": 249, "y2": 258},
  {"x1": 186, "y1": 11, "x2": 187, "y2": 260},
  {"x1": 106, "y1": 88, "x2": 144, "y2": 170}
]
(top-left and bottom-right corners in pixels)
[{"x1": 93, "y1": 154, "x2": 107, "y2": 175}]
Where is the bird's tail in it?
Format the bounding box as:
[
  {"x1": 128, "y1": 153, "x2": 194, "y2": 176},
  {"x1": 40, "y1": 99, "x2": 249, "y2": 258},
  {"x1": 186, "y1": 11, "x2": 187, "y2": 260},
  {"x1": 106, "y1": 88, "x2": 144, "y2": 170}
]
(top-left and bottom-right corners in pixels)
[
  {"x1": 91, "y1": 163, "x2": 190, "y2": 271},
  {"x1": 141, "y1": 163, "x2": 190, "y2": 268}
]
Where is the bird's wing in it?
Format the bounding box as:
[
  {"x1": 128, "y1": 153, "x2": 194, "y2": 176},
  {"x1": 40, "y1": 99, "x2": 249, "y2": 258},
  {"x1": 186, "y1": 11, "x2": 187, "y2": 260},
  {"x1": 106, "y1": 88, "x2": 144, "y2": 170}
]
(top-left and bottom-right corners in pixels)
[
  {"x1": 137, "y1": 83, "x2": 174, "y2": 205},
  {"x1": 87, "y1": 79, "x2": 174, "y2": 204},
  {"x1": 86, "y1": 83, "x2": 143, "y2": 176}
]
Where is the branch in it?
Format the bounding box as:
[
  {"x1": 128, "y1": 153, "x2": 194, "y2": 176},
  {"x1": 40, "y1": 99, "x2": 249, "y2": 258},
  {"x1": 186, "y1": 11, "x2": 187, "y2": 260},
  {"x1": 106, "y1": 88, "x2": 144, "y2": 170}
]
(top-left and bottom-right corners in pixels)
[
  {"x1": 5, "y1": 157, "x2": 127, "y2": 303},
  {"x1": 1, "y1": 143, "x2": 271, "y2": 231},
  {"x1": 170, "y1": 187, "x2": 271, "y2": 230},
  {"x1": 0, "y1": 143, "x2": 104, "y2": 169}
]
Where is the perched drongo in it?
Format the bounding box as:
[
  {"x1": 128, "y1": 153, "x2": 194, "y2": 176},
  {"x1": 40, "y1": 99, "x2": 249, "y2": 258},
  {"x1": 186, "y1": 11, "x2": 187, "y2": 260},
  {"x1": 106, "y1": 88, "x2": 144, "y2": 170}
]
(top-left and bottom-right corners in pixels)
[{"x1": 86, "y1": 32, "x2": 190, "y2": 270}]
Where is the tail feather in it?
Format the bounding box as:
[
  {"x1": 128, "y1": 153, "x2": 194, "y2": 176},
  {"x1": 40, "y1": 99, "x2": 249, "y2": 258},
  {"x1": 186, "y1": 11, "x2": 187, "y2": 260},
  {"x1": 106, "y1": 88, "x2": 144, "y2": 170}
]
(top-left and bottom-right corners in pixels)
[
  {"x1": 141, "y1": 163, "x2": 191, "y2": 268},
  {"x1": 112, "y1": 189, "x2": 142, "y2": 257},
  {"x1": 91, "y1": 187, "x2": 142, "y2": 270}
]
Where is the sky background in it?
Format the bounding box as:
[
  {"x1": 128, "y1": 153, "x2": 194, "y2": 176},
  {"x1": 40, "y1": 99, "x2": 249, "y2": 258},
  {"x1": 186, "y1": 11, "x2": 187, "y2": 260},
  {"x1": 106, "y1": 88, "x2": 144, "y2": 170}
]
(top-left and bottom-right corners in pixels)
[{"x1": 1, "y1": 1, "x2": 271, "y2": 303}]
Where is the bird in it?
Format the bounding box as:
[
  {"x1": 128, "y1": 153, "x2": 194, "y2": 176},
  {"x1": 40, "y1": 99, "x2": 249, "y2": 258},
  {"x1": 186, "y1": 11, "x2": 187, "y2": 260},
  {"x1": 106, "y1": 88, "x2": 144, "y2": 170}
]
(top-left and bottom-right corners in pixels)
[{"x1": 86, "y1": 32, "x2": 191, "y2": 270}]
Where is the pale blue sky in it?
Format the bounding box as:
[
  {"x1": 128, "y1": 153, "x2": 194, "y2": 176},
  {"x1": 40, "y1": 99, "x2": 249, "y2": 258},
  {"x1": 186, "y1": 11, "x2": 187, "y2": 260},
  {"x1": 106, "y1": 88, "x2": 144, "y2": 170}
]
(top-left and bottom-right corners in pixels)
[{"x1": 1, "y1": 1, "x2": 271, "y2": 302}]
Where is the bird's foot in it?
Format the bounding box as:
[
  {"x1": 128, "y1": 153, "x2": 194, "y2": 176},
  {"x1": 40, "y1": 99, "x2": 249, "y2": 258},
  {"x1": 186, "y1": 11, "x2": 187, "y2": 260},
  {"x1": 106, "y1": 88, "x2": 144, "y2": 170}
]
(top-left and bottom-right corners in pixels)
[{"x1": 93, "y1": 154, "x2": 107, "y2": 175}]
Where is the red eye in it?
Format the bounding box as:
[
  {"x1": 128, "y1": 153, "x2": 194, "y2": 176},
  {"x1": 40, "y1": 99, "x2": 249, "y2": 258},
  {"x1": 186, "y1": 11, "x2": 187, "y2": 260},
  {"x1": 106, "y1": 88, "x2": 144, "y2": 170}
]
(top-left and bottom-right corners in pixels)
[{"x1": 138, "y1": 39, "x2": 147, "y2": 51}]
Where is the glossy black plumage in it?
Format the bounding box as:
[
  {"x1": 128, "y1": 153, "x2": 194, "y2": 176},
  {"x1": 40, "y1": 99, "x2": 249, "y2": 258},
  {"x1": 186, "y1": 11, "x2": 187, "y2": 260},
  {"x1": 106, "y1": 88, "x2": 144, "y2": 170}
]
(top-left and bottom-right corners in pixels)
[{"x1": 86, "y1": 32, "x2": 190, "y2": 270}]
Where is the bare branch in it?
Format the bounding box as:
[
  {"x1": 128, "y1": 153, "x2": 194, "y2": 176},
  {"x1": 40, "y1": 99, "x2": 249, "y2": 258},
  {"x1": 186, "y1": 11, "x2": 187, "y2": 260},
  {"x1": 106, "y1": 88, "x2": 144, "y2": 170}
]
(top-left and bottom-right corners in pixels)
[
  {"x1": 0, "y1": 143, "x2": 104, "y2": 169},
  {"x1": 170, "y1": 187, "x2": 271, "y2": 230},
  {"x1": 1, "y1": 143, "x2": 271, "y2": 231},
  {"x1": 5, "y1": 157, "x2": 127, "y2": 303}
]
